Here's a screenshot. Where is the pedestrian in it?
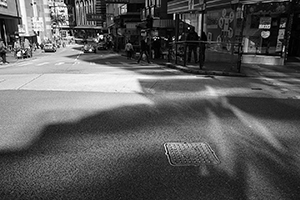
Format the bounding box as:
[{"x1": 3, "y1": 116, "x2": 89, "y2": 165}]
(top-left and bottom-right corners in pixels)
[
  {"x1": 125, "y1": 40, "x2": 134, "y2": 59},
  {"x1": 186, "y1": 26, "x2": 199, "y2": 63},
  {"x1": 200, "y1": 31, "x2": 207, "y2": 63},
  {"x1": 137, "y1": 37, "x2": 150, "y2": 64},
  {"x1": 0, "y1": 38, "x2": 8, "y2": 64},
  {"x1": 153, "y1": 37, "x2": 161, "y2": 59}
]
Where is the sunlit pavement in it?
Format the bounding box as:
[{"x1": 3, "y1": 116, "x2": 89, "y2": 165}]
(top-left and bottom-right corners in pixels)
[{"x1": 0, "y1": 46, "x2": 300, "y2": 199}]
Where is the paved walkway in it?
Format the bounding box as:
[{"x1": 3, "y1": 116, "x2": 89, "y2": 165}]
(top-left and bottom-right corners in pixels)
[
  {"x1": 0, "y1": 48, "x2": 44, "y2": 66},
  {"x1": 122, "y1": 51, "x2": 300, "y2": 78}
]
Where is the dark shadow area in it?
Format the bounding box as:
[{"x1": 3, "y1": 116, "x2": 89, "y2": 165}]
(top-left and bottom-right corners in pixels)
[{"x1": 1, "y1": 92, "x2": 300, "y2": 199}]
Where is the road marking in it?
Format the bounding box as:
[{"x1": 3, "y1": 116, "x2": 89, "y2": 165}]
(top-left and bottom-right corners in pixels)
[
  {"x1": 37, "y1": 62, "x2": 49, "y2": 66},
  {"x1": 72, "y1": 61, "x2": 80, "y2": 65},
  {"x1": 55, "y1": 62, "x2": 65, "y2": 66},
  {"x1": 17, "y1": 62, "x2": 32, "y2": 67},
  {"x1": 90, "y1": 62, "x2": 96, "y2": 65}
]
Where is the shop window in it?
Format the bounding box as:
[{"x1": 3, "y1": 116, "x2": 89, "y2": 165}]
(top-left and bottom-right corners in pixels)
[{"x1": 250, "y1": 15, "x2": 260, "y2": 29}]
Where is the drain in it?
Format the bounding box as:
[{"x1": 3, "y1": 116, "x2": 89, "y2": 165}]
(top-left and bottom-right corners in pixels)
[{"x1": 164, "y1": 142, "x2": 220, "y2": 166}]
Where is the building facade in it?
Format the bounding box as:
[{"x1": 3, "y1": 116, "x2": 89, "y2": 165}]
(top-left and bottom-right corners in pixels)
[
  {"x1": 0, "y1": 0, "x2": 20, "y2": 46},
  {"x1": 167, "y1": 0, "x2": 300, "y2": 65},
  {"x1": 18, "y1": 0, "x2": 52, "y2": 44}
]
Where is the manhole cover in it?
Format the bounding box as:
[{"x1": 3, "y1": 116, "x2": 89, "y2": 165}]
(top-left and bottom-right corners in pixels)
[{"x1": 164, "y1": 142, "x2": 220, "y2": 166}]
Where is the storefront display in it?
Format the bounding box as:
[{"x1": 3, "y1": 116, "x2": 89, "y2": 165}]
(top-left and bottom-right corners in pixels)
[{"x1": 242, "y1": 2, "x2": 289, "y2": 56}]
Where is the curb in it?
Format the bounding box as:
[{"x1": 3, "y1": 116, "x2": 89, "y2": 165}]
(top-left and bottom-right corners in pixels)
[{"x1": 162, "y1": 62, "x2": 247, "y2": 77}]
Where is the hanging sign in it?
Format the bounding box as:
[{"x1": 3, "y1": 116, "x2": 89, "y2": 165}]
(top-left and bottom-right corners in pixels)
[
  {"x1": 276, "y1": 40, "x2": 283, "y2": 52},
  {"x1": 261, "y1": 31, "x2": 270, "y2": 39},
  {"x1": 278, "y1": 29, "x2": 285, "y2": 40},
  {"x1": 259, "y1": 17, "x2": 271, "y2": 29},
  {"x1": 279, "y1": 18, "x2": 287, "y2": 28}
]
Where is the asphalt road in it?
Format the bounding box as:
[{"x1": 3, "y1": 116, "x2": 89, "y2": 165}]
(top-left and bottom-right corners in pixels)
[{"x1": 0, "y1": 45, "x2": 300, "y2": 200}]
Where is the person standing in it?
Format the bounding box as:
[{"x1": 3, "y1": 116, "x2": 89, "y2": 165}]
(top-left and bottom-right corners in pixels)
[
  {"x1": 186, "y1": 27, "x2": 199, "y2": 63},
  {"x1": 0, "y1": 38, "x2": 8, "y2": 64},
  {"x1": 137, "y1": 37, "x2": 150, "y2": 63},
  {"x1": 125, "y1": 40, "x2": 134, "y2": 59}
]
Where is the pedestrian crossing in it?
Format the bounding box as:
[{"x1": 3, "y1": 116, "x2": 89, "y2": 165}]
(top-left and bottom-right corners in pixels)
[{"x1": 5, "y1": 59, "x2": 181, "y2": 75}]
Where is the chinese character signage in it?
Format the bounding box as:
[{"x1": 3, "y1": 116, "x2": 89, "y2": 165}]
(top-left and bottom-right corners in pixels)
[
  {"x1": 105, "y1": 0, "x2": 130, "y2": 3},
  {"x1": 259, "y1": 17, "x2": 271, "y2": 29},
  {"x1": 0, "y1": 0, "x2": 7, "y2": 8},
  {"x1": 86, "y1": 14, "x2": 104, "y2": 21}
]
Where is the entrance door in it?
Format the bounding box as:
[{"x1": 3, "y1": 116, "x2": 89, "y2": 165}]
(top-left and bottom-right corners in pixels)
[{"x1": 288, "y1": 13, "x2": 300, "y2": 59}]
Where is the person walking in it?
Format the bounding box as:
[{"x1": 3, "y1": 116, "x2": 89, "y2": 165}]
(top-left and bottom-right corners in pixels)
[
  {"x1": 125, "y1": 40, "x2": 134, "y2": 59},
  {"x1": 0, "y1": 38, "x2": 8, "y2": 64},
  {"x1": 137, "y1": 37, "x2": 150, "y2": 63},
  {"x1": 186, "y1": 27, "x2": 199, "y2": 63}
]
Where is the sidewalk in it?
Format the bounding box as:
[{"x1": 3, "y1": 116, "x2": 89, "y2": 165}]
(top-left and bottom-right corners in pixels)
[
  {"x1": 0, "y1": 49, "x2": 44, "y2": 66},
  {"x1": 122, "y1": 50, "x2": 300, "y2": 78}
]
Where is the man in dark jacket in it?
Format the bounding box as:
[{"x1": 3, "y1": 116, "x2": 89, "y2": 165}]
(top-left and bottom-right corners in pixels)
[
  {"x1": 137, "y1": 37, "x2": 150, "y2": 63},
  {"x1": 186, "y1": 27, "x2": 199, "y2": 63},
  {"x1": 0, "y1": 38, "x2": 8, "y2": 64}
]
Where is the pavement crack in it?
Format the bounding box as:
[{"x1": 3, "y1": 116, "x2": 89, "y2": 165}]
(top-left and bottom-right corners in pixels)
[{"x1": 17, "y1": 74, "x2": 44, "y2": 90}]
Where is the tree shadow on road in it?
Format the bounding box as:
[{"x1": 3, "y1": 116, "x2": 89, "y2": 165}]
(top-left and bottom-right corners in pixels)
[{"x1": 0, "y1": 91, "x2": 300, "y2": 199}]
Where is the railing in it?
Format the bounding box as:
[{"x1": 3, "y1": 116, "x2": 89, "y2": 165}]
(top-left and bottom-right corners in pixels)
[{"x1": 166, "y1": 40, "x2": 243, "y2": 73}]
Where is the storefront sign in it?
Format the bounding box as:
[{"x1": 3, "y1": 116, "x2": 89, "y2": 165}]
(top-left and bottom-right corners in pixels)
[
  {"x1": 18, "y1": 25, "x2": 26, "y2": 34},
  {"x1": 141, "y1": 29, "x2": 147, "y2": 37},
  {"x1": 0, "y1": 0, "x2": 7, "y2": 8},
  {"x1": 276, "y1": 40, "x2": 282, "y2": 52},
  {"x1": 105, "y1": 0, "x2": 130, "y2": 3},
  {"x1": 32, "y1": 18, "x2": 44, "y2": 32},
  {"x1": 259, "y1": 17, "x2": 271, "y2": 29},
  {"x1": 261, "y1": 31, "x2": 270, "y2": 39},
  {"x1": 278, "y1": 29, "x2": 285, "y2": 40},
  {"x1": 86, "y1": 14, "x2": 103, "y2": 21},
  {"x1": 279, "y1": 18, "x2": 287, "y2": 28}
]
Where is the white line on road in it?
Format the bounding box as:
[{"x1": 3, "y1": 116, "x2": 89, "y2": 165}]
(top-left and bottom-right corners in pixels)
[
  {"x1": 72, "y1": 61, "x2": 80, "y2": 65},
  {"x1": 37, "y1": 62, "x2": 49, "y2": 66},
  {"x1": 55, "y1": 62, "x2": 65, "y2": 66},
  {"x1": 17, "y1": 63, "x2": 32, "y2": 67}
]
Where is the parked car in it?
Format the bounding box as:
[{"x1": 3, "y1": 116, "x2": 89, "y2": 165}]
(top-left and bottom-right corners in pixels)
[
  {"x1": 44, "y1": 43, "x2": 57, "y2": 52},
  {"x1": 82, "y1": 42, "x2": 97, "y2": 53}
]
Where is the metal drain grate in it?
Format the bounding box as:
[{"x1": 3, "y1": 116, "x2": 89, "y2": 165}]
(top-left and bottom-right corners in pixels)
[{"x1": 164, "y1": 142, "x2": 220, "y2": 166}]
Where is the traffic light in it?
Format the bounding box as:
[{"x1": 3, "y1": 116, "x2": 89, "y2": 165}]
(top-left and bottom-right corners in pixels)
[{"x1": 146, "y1": 16, "x2": 153, "y2": 29}]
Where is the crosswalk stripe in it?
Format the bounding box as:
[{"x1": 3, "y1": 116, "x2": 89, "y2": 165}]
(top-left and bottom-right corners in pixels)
[
  {"x1": 55, "y1": 62, "x2": 65, "y2": 66},
  {"x1": 17, "y1": 62, "x2": 32, "y2": 66},
  {"x1": 72, "y1": 61, "x2": 80, "y2": 65},
  {"x1": 37, "y1": 62, "x2": 49, "y2": 66}
]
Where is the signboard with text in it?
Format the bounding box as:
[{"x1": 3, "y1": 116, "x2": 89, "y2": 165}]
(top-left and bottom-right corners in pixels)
[
  {"x1": 259, "y1": 17, "x2": 271, "y2": 29},
  {"x1": 87, "y1": 14, "x2": 103, "y2": 21},
  {"x1": 105, "y1": 0, "x2": 130, "y2": 3}
]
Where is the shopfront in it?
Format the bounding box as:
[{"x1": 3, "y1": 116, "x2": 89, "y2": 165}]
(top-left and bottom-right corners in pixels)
[
  {"x1": 241, "y1": 1, "x2": 290, "y2": 65},
  {"x1": 288, "y1": 1, "x2": 300, "y2": 59},
  {"x1": 0, "y1": 0, "x2": 20, "y2": 46}
]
